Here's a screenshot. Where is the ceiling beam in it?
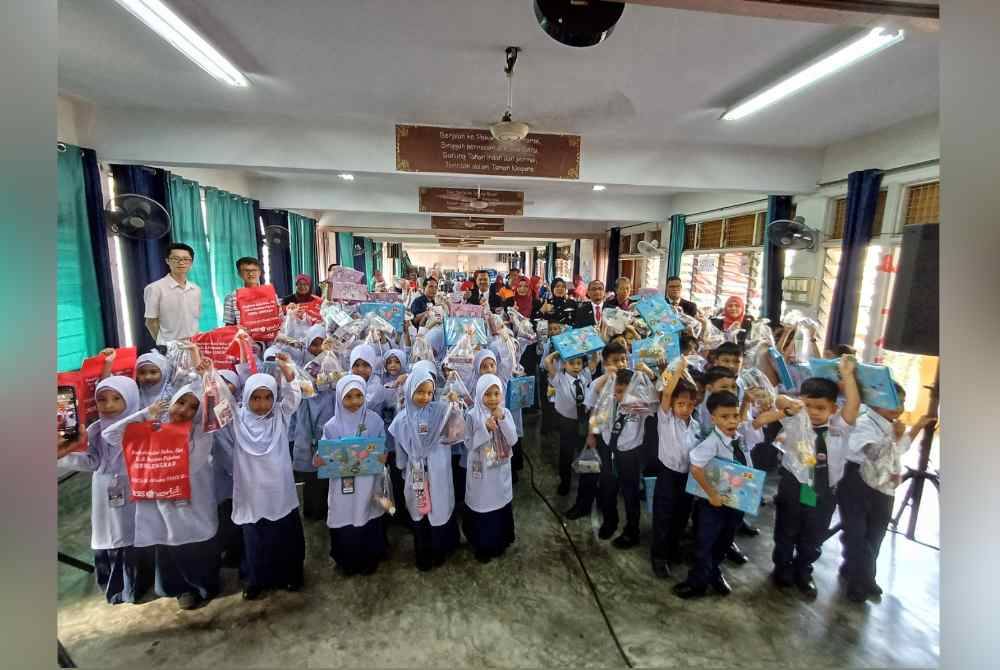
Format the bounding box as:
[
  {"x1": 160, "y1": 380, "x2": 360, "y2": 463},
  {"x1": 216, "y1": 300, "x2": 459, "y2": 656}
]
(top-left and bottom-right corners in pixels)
[{"x1": 623, "y1": 0, "x2": 939, "y2": 32}]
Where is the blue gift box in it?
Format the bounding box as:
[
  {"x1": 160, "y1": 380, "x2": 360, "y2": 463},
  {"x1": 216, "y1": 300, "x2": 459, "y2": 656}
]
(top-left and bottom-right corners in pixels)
[
  {"x1": 359, "y1": 302, "x2": 405, "y2": 333},
  {"x1": 444, "y1": 317, "x2": 488, "y2": 347},
  {"x1": 635, "y1": 296, "x2": 686, "y2": 336},
  {"x1": 685, "y1": 457, "x2": 767, "y2": 516},
  {"x1": 767, "y1": 346, "x2": 795, "y2": 391},
  {"x1": 551, "y1": 326, "x2": 606, "y2": 361},
  {"x1": 506, "y1": 375, "x2": 537, "y2": 410},
  {"x1": 808, "y1": 357, "x2": 901, "y2": 410},
  {"x1": 316, "y1": 436, "x2": 387, "y2": 479},
  {"x1": 630, "y1": 333, "x2": 681, "y2": 371}
]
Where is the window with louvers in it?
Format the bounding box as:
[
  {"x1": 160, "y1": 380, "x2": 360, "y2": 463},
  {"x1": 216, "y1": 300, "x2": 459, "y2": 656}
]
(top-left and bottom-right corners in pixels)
[
  {"x1": 698, "y1": 219, "x2": 724, "y2": 250},
  {"x1": 831, "y1": 191, "x2": 887, "y2": 239},
  {"x1": 723, "y1": 214, "x2": 758, "y2": 248},
  {"x1": 683, "y1": 224, "x2": 698, "y2": 250},
  {"x1": 904, "y1": 182, "x2": 940, "y2": 225}
]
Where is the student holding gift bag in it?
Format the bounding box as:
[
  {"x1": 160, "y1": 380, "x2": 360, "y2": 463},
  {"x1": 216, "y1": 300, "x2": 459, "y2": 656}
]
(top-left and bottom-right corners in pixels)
[
  {"x1": 463, "y1": 374, "x2": 518, "y2": 563},
  {"x1": 543, "y1": 349, "x2": 596, "y2": 497},
  {"x1": 57, "y1": 375, "x2": 154, "y2": 605},
  {"x1": 292, "y1": 324, "x2": 338, "y2": 522},
  {"x1": 319, "y1": 375, "x2": 389, "y2": 576},
  {"x1": 231, "y1": 354, "x2": 305, "y2": 600}
]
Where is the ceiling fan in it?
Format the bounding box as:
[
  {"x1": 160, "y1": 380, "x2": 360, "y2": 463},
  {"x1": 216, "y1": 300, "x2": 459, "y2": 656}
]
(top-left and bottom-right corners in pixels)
[
  {"x1": 439, "y1": 186, "x2": 533, "y2": 211},
  {"x1": 480, "y1": 46, "x2": 637, "y2": 141}
]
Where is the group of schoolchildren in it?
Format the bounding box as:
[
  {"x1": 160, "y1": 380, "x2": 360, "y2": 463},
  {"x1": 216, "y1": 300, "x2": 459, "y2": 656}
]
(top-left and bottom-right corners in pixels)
[
  {"x1": 57, "y1": 305, "x2": 528, "y2": 610},
  {"x1": 540, "y1": 319, "x2": 933, "y2": 604}
]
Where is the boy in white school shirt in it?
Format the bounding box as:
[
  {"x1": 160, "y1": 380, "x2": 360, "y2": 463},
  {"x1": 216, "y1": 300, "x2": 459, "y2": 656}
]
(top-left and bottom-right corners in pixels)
[
  {"x1": 543, "y1": 349, "x2": 597, "y2": 497},
  {"x1": 754, "y1": 357, "x2": 860, "y2": 599}
]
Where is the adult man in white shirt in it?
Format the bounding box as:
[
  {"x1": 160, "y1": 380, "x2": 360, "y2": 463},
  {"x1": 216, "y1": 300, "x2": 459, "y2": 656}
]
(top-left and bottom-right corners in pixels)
[{"x1": 143, "y1": 243, "x2": 201, "y2": 344}]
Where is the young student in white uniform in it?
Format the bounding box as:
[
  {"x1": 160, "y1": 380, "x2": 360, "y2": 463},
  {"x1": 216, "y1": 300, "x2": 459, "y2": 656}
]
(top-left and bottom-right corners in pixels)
[
  {"x1": 542, "y1": 349, "x2": 596, "y2": 497},
  {"x1": 388, "y1": 368, "x2": 460, "y2": 572},
  {"x1": 212, "y1": 370, "x2": 242, "y2": 569},
  {"x1": 57, "y1": 376, "x2": 154, "y2": 605},
  {"x1": 320, "y1": 374, "x2": 389, "y2": 576},
  {"x1": 839, "y1": 386, "x2": 934, "y2": 602},
  {"x1": 381, "y1": 348, "x2": 409, "y2": 524},
  {"x1": 133, "y1": 350, "x2": 173, "y2": 407},
  {"x1": 754, "y1": 359, "x2": 860, "y2": 599},
  {"x1": 231, "y1": 354, "x2": 304, "y2": 600},
  {"x1": 462, "y1": 374, "x2": 518, "y2": 563},
  {"x1": 292, "y1": 324, "x2": 337, "y2": 522},
  {"x1": 101, "y1": 379, "x2": 220, "y2": 610},
  {"x1": 649, "y1": 368, "x2": 702, "y2": 580},
  {"x1": 350, "y1": 343, "x2": 388, "y2": 415}
]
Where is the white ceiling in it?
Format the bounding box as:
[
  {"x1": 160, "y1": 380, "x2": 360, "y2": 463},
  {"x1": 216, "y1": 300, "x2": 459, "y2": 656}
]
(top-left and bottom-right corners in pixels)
[{"x1": 58, "y1": 0, "x2": 939, "y2": 250}]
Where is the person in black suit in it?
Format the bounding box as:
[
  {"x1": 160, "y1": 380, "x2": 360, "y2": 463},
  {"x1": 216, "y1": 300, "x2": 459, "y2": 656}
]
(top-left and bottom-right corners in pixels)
[
  {"x1": 467, "y1": 269, "x2": 504, "y2": 313},
  {"x1": 665, "y1": 276, "x2": 699, "y2": 317},
  {"x1": 572, "y1": 279, "x2": 607, "y2": 328}
]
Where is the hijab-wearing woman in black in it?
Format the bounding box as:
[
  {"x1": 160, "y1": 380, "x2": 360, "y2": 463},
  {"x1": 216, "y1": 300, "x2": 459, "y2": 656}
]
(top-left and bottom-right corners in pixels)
[{"x1": 538, "y1": 277, "x2": 577, "y2": 325}]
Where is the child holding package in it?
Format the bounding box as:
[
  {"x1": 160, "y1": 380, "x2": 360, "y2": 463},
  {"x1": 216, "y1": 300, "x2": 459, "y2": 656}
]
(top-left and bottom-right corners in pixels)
[
  {"x1": 839, "y1": 387, "x2": 934, "y2": 602},
  {"x1": 292, "y1": 325, "x2": 337, "y2": 522},
  {"x1": 752, "y1": 359, "x2": 860, "y2": 598},
  {"x1": 319, "y1": 375, "x2": 389, "y2": 576},
  {"x1": 388, "y1": 368, "x2": 461, "y2": 571},
  {"x1": 57, "y1": 376, "x2": 154, "y2": 605},
  {"x1": 463, "y1": 374, "x2": 518, "y2": 563},
  {"x1": 101, "y1": 371, "x2": 220, "y2": 610},
  {"x1": 231, "y1": 353, "x2": 305, "y2": 600},
  {"x1": 543, "y1": 349, "x2": 597, "y2": 497}
]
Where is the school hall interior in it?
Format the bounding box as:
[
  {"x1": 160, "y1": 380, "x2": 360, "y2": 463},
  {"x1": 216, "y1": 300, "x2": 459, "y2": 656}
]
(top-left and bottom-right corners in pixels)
[{"x1": 56, "y1": 1, "x2": 940, "y2": 667}]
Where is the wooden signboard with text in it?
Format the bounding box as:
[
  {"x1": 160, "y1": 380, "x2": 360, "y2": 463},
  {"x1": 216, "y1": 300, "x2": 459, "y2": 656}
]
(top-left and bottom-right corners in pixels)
[
  {"x1": 419, "y1": 187, "x2": 524, "y2": 216},
  {"x1": 431, "y1": 216, "x2": 505, "y2": 232},
  {"x1": 396, "y1": 125, "x2": 580, "y2": 180}
]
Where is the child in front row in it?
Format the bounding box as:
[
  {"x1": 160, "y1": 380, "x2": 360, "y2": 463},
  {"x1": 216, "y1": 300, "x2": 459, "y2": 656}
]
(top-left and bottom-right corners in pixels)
[
  {"x1": 543, "y1": 349, "x2": 597, "y2": 497},
  {"x1": 463, "y1": 374, "x2": 519, "y2": 563},
  {"x1": 649, "y1": 362, "x2": 701, "y2": 579},
  {"x1": 320, "y1": 374, "x2": 388, "y2": 576},
  {"x1": 753, "y1": 358, "x2": 860, "y2": 599}
]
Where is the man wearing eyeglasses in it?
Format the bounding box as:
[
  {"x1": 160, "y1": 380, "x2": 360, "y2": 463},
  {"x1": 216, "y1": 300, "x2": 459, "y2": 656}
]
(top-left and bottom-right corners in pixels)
[{"x1": 143, "y1": 243, "x2": 202, "y2": 344}]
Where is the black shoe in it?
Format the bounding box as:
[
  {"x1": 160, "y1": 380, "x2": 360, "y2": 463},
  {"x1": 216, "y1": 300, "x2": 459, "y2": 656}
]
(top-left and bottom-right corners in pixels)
[
  {"x1": 672, "y1": 581, "x2": 708, "y2": 599},
  {"x1": 846, "y1": 587, "x2": 869, "y2": 603},
  {"x1": 796, "y1": 576, "x2": 818, "y2": 599},
  {"x1": 738, "y1": 522, "x2": 761, "y2": 537},
  {"x1": 651, "y1": 559, "x2": 672, "y2": 579},
  {"x1": 563, "y1": 506, "x2": 589, "y2": 521},
  {"x1": 242, "y1": 586, "x2": 264, "y2": 601},
  {"x1": 177, "y1": 592, "x2": 206, "y2": 610},
  {"x1": 557, "y1": 481, "x2": 570, "y2": 496},
  {"x1": 712, "y1": 573, "x2": 732, "y2": 596},
  {"x1": 869, "y1": 582, "x2": 883, "y2": 597},
  {"x1": 611, "y1": 533, "x2": 640, "y2": 549},
  {"x1": 771, "y1": 569, "x2": 794, "y2": 588},
  {"x1": 598, "y1": 524, "x2": 617, "y2": 540},
  {"x1": 726, "y1": 543, "x2": 749, "y2": 565}
]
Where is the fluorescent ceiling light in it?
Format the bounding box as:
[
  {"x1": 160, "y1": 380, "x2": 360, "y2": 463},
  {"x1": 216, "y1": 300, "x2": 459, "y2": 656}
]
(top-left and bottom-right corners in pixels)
[
  {"x1": 592, "y1": 184, "x2": 606, "y2": 191},
  {"x1": 722, "y1": 27, "x2": 904, "y2": 121},
  {"x1": 113, "y1": 0, "x2": 249, "y2": 87},
  {"x1": 338, "y1": 173, "x2": 355, "y2": 181}
]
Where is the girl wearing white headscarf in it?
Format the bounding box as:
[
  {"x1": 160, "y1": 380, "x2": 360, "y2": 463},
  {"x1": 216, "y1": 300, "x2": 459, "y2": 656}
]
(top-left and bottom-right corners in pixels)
[
  {"x1": 349, "y1": 343, "x2": 388, "y2": 415},
  {"x1": 320, "y1": 374, "x2": 388, "y2": 576},
  {"x1": 100, "y1": 382, "x2": 221, "y2": 610},
  {"x1": 231, "y1": 359, "x2": 304, "y2": 600},
  {"x1": 133, "y1": 350, "x2": 172, "y2": 407},
  {"x1": 292, "y1": 324, "x2": 337, "y2": 522},
  {"x1": 388, "y1": 368, "x2": 460, "y2": 571},
  {"x1": 212, "y1": 369, "x2": 243, "y2": 569},
  {"x1": 58, "y1": 376, "x2": 153, "y2": 605},
  {"x1": 489, "y1": 331, "x2": 526, "y2": 482},
  {"x1": 462, "y1": 374, "x2": 518, "y2": 563},
  {"x1": 381, "y1": 347, "x2": 409, "y2": 527}
]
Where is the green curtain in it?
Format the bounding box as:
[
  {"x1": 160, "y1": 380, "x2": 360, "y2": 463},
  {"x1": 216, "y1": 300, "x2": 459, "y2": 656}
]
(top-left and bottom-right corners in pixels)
[
  {"x1": 666, "y1": 214, "x2": 686, "y2": 278},
  {"x1": 336, "y1": 232, "x2": 354, "y2": 268},
  {"x1": 364, "y1": 238, "x2": 375, "y2": 289},
  {"x1": 205, "y1": 188, "x2": 258, "y2": 311},
  {"x1": 167, "y1": 175, "x2": 218, "y2": 330},
  {"x1": 288, "y1": 212, "x2": 318, "y2": 285},
  {"x1": 57, "y1": 144, "x2": 104, "y2": 372}
]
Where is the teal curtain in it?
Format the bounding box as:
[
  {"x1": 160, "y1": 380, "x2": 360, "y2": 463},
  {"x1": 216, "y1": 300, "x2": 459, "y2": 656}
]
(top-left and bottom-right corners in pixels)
[
  {"x1": 288, "y1": 212, "x2": 318, "y2": 284},
  {"x1": 373, "y1": 243, "x2": 383, "y2": 274},
  {"x1": 336, "y1": 232, "x2": 354, "y2": 268},
  {"x1": 205, "y1": 188, "x2": 258, "y2": 310},
  {"x1": 666, "y1": 214, "x2": 686, "y2": 278},
  {"x1": 167, "y1": 175, "x2": 218, "y2": 329},
  {"x1": 364, "y1": 238, "x2": 375, "y2": 289},
  {"x1": 57, "y1": 144, "x2": 104, "y2": 371}
]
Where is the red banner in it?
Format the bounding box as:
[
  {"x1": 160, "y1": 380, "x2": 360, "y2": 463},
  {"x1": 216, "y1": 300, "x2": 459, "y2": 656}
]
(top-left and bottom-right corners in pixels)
[
  {"x1": 122, "y1": 420, "x2": 192, "y2": 502},
  {"x1": 236, "y1": 285, "x2": 282, "y2": 343},
  {"x1": 191, "y1": 326, "x2": 242, "y2": 371},
  {"x1": 77, "y1": 347, "x2": 138, "y2": 424}
]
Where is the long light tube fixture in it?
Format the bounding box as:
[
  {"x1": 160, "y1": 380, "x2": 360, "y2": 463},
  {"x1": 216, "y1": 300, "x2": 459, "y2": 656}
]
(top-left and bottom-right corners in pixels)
[
  {"x1": 722, "y1": 27, "x2": 904, "y2": 121},
  {"x1": 113, "y1": 0, "x2": 249, "y2": 87}
]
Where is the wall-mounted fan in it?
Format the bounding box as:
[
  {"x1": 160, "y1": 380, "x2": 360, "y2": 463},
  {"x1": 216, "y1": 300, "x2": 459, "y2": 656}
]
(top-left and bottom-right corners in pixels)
[
  {"x1": 105, "y1": 194, "x2": 171, "y2": 240},
  {"x1": 637, "y1": 239, "x2": 667, "y2": 258},
  {"x1": 767, "y1": 216, "x2": 818, "y2": 251},
  {"x1": 264, "y1": 225, "x2": 290, "y2": 249}
]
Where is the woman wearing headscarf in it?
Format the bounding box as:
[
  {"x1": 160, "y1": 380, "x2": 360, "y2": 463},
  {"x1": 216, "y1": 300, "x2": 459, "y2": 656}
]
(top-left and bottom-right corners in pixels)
[
  {"x1": 231, "y1": 355, "x2": 305, "y2": 600},
  {"x1": 539, "y1": 277, "x2": 578, "y2": 325},
  {"x1": 710, "y1": 295, "x2": 753, "y2": 350},
  {"x1": 58, "y1": 376, "x2": 154, "y2": 605},
  {"x1": 503, "y1": 277, "x2": 542, "y2": 320},
  {"x1": 281, "y1": 274, "x2": 321, "y2": 306},
  {"x1": 100, "y1": 375, "x2": 220, "y2": 610},
  {"x1": 572, "y1": 275, "x2": 588, "y2": 300},
  {"x1": 320, "y1": 374, "x2": 388, "y2": 576},
  {"x1": 388, "y1": 368, "x2": 460, "y2": 571}
]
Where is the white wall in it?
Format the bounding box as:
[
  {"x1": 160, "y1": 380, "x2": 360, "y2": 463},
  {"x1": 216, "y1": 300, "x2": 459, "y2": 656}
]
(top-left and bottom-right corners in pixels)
[
  {"x1": 670, "y1": 190, "x2": 769, "y2": 218},
  {"x1": 819, "y1": 113, "x2": 939, "y2": 183},
  {"x1": 57, "y1": 94, "x2": 96, "y2": 146}
]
